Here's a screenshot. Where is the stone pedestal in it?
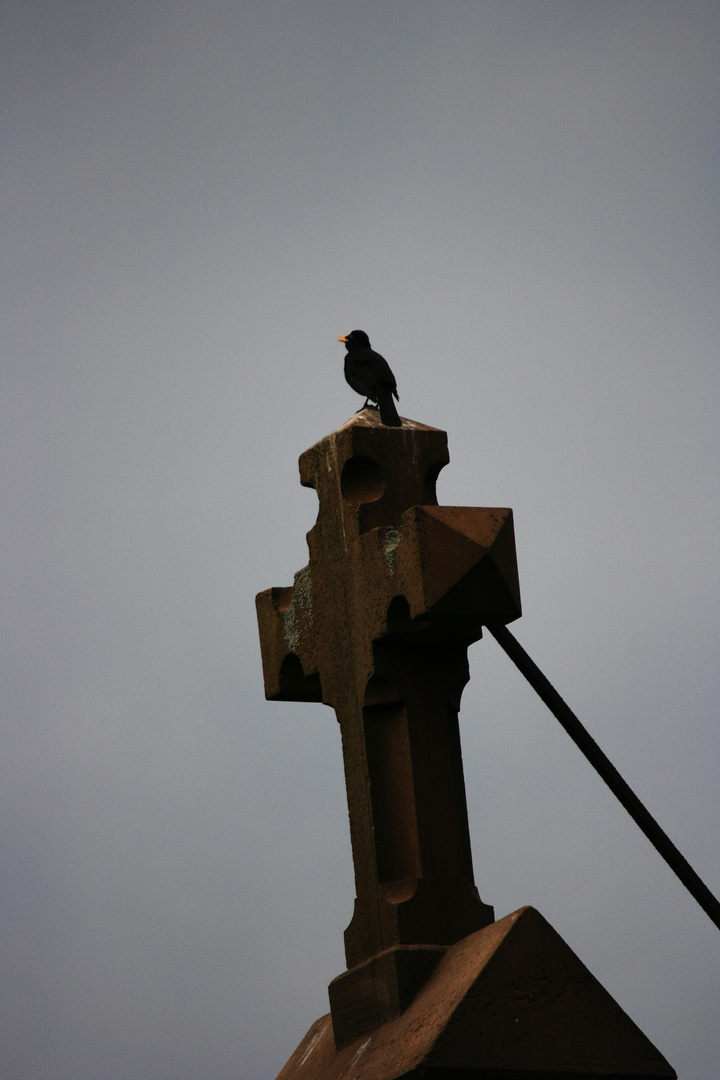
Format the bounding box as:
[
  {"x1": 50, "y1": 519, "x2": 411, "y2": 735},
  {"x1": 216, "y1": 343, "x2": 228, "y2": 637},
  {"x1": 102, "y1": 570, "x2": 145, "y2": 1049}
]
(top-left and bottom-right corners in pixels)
[{"x1": 277, "y1": 907, "x2": 676, "y2": 1080}]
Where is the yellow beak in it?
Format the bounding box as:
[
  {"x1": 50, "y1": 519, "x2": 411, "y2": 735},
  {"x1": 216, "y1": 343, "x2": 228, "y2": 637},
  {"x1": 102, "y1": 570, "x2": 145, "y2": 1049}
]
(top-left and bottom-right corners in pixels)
[{"x1": 337, "y1": 334, "x2": 348, "y2": 343}]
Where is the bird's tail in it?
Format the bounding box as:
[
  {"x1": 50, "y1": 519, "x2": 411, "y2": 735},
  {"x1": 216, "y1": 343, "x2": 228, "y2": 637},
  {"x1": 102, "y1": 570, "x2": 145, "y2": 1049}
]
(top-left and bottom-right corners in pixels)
[{"x1": 378, "y1": 391, "x2": 401, "y2": 427}]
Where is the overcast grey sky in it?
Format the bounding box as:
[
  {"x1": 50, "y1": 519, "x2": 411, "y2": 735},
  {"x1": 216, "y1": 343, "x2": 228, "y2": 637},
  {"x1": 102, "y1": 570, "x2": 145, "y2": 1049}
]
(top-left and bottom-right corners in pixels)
[{"x1": 2, "y1": 2, "x2": 719, "y2": 1078}]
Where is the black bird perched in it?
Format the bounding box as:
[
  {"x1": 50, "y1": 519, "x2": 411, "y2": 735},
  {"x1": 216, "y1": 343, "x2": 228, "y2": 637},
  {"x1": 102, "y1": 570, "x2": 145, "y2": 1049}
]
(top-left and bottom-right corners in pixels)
[{"x1": 337, "y1": 329, "x2": 401, "y2": 427}]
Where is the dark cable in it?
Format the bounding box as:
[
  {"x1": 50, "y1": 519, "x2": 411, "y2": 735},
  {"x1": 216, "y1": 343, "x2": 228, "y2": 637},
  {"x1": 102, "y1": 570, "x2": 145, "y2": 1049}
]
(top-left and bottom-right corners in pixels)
[{"x1": 485, "y1": 622, "x2": 720, "y2": 933}]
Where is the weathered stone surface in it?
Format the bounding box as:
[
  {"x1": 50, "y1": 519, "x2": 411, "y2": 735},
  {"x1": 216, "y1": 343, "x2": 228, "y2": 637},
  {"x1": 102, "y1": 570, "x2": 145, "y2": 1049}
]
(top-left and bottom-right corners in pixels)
[{"x1": 276, "y1": 907, "x2": 676, "y2": 1080}]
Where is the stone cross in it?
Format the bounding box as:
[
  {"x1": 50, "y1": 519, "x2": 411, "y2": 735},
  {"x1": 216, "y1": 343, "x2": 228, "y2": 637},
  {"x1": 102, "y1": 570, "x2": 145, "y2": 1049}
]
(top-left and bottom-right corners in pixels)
[{"x1": 256, "y1": 411, "x2": 521, "y2": 1047}]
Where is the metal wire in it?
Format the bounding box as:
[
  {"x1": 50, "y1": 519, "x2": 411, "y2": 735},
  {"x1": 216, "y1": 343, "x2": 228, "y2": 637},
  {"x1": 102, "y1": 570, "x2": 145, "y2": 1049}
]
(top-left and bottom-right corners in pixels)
[{"x1": 486, "y1": 622, "x2": 720, "y2": 933}]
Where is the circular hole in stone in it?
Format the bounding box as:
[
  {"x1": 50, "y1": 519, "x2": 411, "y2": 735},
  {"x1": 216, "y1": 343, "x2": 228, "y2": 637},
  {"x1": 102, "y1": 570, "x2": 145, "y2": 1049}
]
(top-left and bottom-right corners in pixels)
[{"x1": 340, "y1": 456, "x2": 386, "y2": 504}]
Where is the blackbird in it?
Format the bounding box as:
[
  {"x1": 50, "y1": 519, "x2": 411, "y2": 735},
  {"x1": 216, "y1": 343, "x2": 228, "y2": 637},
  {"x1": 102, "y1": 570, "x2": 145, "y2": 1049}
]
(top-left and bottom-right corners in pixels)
[{"x1": 337, "y1": 330, "x2": 401, "y2": 427}]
